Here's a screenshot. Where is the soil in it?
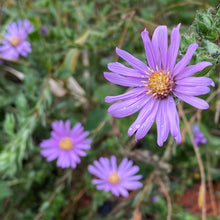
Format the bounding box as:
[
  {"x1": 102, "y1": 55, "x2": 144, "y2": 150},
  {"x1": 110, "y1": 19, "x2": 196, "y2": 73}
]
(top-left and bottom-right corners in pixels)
[{"x1": 177, "y1": 182, "x2": 220, "y2": 216}]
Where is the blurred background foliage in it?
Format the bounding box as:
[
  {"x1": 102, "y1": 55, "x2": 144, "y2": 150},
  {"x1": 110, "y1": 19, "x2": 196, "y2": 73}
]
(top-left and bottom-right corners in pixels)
[{"x1": 0, "y1": 0, "x2": 220, "y2": 219}]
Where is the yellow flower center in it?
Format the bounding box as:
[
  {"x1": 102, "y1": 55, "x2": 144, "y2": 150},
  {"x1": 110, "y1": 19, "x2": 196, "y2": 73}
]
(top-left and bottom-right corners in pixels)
[
  {"x1": 108, "y1": 173, "x2": 121, "y2": 184},
  {"x1": 9, "y1": 37, "x2": 21, "y2": 47},
  {"x1": 144, "y1": 69, "x2": 174, "y2": 99},
  {"x1": 59, "y1": 137, "x2": 74, "y2": 150}
]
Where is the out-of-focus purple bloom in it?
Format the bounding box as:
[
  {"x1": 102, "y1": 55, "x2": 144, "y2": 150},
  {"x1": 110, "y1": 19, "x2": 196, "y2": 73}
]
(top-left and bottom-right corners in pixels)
[
  {"x1": 88, "y1": 156, "x2": 142, "y2": 197},
  {"x1": 104, "y1": 24, "x2": 214, "y2": 146},
  {"x1": 0, "y1": 19, "x2": 34, "y2": 60},
  {"x1": 192, "y1": 125, "x2": 207, "y2": 146},
  {"x1": 40, "y1": 26, "x2": 48, "y2": 35},
  {"x1": 40, "y1": 120, "x2": 92, "y2": 169},
  {"x1": 152, "y1": 195, "x2": 159, "y2": 203}
]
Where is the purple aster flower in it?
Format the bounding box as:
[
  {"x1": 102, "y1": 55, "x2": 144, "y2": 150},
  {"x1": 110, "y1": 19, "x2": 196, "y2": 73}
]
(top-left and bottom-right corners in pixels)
[
  {"x1": 0, "y1": 19, "x2": 34, "y2": 60},
  {"x1": 192, "y1": 125, "x2": 207, "y2": 146},
  {"x1": 40, "y1": 26, "x2": 48, "y2": 35},
  {"x1": 104, "y1": 24, "x2": 214, "y2": 146},
  {"x1": 88, "y1": 156, "x2": 142, "y2": 197},
  {"x1": 40, "y1": 120, "x2": 92, "y2": 169}
]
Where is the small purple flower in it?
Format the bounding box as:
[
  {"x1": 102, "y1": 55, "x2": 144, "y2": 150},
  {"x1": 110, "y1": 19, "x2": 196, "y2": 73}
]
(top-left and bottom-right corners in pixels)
[
  {"x1": 0, "y1": 19, "x2": 34, "y2": 60},
  {"x1": 40, "y1": 26, "x2": 48, "y2": 35},
  {"x1": 152, "y1": 195, "x2": 159, "y2": 203},
  {"x1": 192, "y1": 125, "x2": 207, "y2": 146},
  {"x1": 40, "y1": 120, "x2": 92, "y2": 169},
  {"x1": 88, "y1": 156, "x2": 142, "y2": 197},
  {"x1": 104, "y1": 24, "x2": 214, "y2": 146}
]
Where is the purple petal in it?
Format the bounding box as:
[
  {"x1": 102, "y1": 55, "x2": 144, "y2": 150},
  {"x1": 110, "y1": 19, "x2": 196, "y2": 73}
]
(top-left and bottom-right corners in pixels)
[
  {"x1": 73, "y1": 131, "x2": 90, "y2": 143},
  {"x1": 71, "y1": 123, "x2": 83, "y2": 136},
  {"x1": 122, "y1": 181, "x2": 143, "y2": 190},
  {"x1": 118, "y1": 187, "x2": 129, "y2": 197},
  {"x1": 107, "y1": 93, "x2": 150, "y2": 118},
  {"x1": 0, "y1": 47, "x2": 19, "y2": 60},
  {"x1": 46, "y1": 150, "x2": 59, "y2": 161},
  {"x1": 119, "y1": 160, "x2": 133, "y2": 173},
  {"x1": 176, "y1": 76, "x2": 215, "y2": 87},
  {"x1": 105, "y1": 88, "x2": 145, "y2": 103},
  {"x1": 22, "y1": 19, "x2": 34, "y2": 33},
  {"x1": 116, "y1": 47, "x2": 148, "y2": 73},
  {"x1": 111, "y1": 188, "x2": 120, "y2": 197},
  {"x1": 99, "y1": 157, "x2": 111, "y2": 174},
  {"x1": 141, "y1": 29, "x2": 156, "y2": 70},
  {"x1": 92, "y1": 179, "x2": 106, "y2": 185},
  {"x1": 7, "y1": 22, "x2": 18, "y2": 35},
  {"x1": 125, "y1": 175, "x2": 142, "y2": 181},
  {"x1": 167, "y1": 24, "x2": 181, "y2": 71},
  {"x1": 16, "y1": 41, "x2": 31, "y2": 57},
  {"x1": 128, "y1": 97, "x2": 154, "y2": 136},
  {"x1": 40, "y1": 139, "x2": 58, "y2": 148},
  {"x1": 40, "y1": 148, "x2": 58, "y2": 158},
  {"x1": 175, "y1": 61, "x2": 212, "y2": 80},
  {"x1": 151, "y1": 26, "x2": 168, "y2": 69},
  {"x1": 104, "y1": 72, "x2": 143, "y2": 87},
  {"x1": 57, "y1": 152, "x2": 70, "y2": 168},
  {"x1": 151, "y1": 27, "x2": 161, "y2": 69},
  {"x1": 174, "y1": 92, "x2": 209, "y2": 109},
  {"x1": 108, "y1": 62, "x2": 144, "y2": 78},
  {"x1": 156, "y1": 100, "x2": 169, "y2": 146},
  {"x1": 118, "y1": 158, "x2": 129, "y2": 173},
  {"x1": 74, "y1": 149, "x2": 87, "y2": 157},
  {"x1": 172, "y1": 43, "x2": 198, "y2": 77},
  {"x1": 135, "y1": 100, "x2": 159, "y2": 140},
  {"x1": 121, "y1": 165, "x2": 139, "y2": 178},
  {"x1": 76, "y1": 144, "x2": 91, "y2": 150},
  {"x1": 69, "y1": 151, "x2": 81, "y2": 163},
  {"x1": 174, "y1": 85, "x2": 210, "y2": 96},
  {"x1": 111, "y1": 155, "x2": 117, "y2": 172},
  {"x1": 88, "y1": 165, "x2": 106, "y2": 179},
  {"x1": 165, "y1": 96, "x2": 181, "y2": 141}
]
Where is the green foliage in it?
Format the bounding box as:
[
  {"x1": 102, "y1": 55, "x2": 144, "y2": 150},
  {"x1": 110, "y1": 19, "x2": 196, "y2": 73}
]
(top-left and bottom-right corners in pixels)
[{"x1": 0, "y1": 0, "x2": 220, "y2": 219}]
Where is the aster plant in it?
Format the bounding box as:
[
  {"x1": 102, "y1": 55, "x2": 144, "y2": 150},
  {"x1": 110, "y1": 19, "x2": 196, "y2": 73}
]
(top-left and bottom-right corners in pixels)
[
  {"x1": 192, "y1": 125, "x2": 207, "y2": 146},
  {"x1": 40, "y1": 120, "x2": 91, "y2": 168},
  {"x1": 104, "y1": 24, "x2": 214, "y2": 146},
  {"x1": 88, "y1": 156, "x2": 143, "y2": 197},
  {"x1": 0, "y1": 19, "x2": 33, "y2": 60}
]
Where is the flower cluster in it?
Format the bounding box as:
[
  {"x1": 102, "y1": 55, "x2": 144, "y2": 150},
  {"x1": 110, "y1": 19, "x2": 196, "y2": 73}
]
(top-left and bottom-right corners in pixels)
[
  {"x1": 38, "y1": 24, "x2": 214, "y2": 198},
  {"x1": 0, "y1": 19, "x2": 33, "y2": 61},
  {"x1": 104, "y1": 24, "x2": 214, "y2": 146},
  {"x1": 40, "y1": 120, "x2": 143, "y2": 197}
]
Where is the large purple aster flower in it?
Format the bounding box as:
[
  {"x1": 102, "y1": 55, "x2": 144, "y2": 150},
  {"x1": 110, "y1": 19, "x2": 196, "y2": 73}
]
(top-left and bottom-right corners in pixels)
[
  {"x1": 0, "y1": 19, "x2": 33, "y2": 60},
  {"x1": 104, "y1": 24, "x2": 214, "y2": 146},
  {"x1": 192, "y1": 125, "x2": 207, "y2": 146},
  {"x1": 40, "y1": 120, "x2": 92, "y2": 168},
  {"x1": 88, "y1": 156, "x2": 142, "y2": 197}
]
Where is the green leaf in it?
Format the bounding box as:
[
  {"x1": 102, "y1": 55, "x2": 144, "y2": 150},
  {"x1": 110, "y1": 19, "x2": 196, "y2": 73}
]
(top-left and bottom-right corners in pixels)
[
  {"x1": 3, "y1": 113, "x2": 15, "y2": 137},
  {"x1": 85, "y1": 108, "x2": 107, "y2": 131},
  {"x1": 54, "y1": 69, "x2": 73, "y2": 79},
  {"x1": 0, "y1": 181, "x2": 12, "y2": 200}
]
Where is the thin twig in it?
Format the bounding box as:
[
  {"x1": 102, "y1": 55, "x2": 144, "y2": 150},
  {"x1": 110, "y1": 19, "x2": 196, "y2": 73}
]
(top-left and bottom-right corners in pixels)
[
  {"x1": 206, "y1": 154, "x2": 218, "y2": 215},
  {"x1": 135, "y1": 171, "x2": 156, "y2": 211},
  {"x1": 158, "y1": 178, "x2": 172, "y2": 220},
  {"x1": 115, "y1": 10, "x2": 135, "y2": 61},
  {"x1": 178, "y1": 102, "x2": 206, "y2": 220}
]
